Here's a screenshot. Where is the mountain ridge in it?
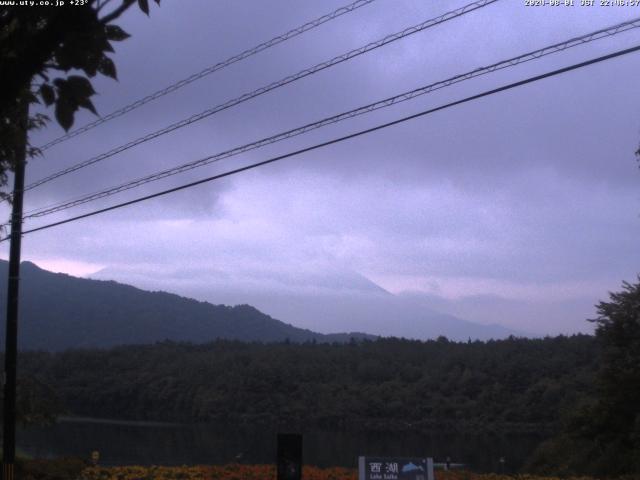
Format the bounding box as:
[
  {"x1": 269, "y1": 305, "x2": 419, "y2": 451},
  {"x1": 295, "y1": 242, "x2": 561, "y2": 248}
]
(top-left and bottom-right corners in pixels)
[
  {"x1": 90, "y1": 264, "x2": 521, "y2": 340},
  {"x1": 0, "y1": 260, "x2": 521, "y2": 350},
  {"x1": 0, "y1": 260, "x2": 374, "y2": 350}
]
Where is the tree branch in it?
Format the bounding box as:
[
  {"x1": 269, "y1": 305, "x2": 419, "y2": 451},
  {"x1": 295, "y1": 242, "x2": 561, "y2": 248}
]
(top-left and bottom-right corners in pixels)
[
  {"x1": 99, "y1": 0, "x2": 136, "y2": 24},
  {"x1": 97, "y1": 0, "x2": 116, "y2": 13}
]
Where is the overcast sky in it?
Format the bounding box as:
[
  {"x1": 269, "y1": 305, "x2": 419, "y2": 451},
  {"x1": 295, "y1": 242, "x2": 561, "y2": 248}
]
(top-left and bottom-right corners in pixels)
[{"x1": 2, "y1": 0, "x2": 640, "y2": 336}]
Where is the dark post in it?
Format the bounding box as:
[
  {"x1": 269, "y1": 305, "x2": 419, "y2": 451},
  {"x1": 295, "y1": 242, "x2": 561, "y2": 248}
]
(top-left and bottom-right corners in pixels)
[
  {"x1": 2, "y1": 98, "x2": 28, "y2": 480},
  {"x1": 277, "y1": 433, "x2": 302, "y2": 480}
]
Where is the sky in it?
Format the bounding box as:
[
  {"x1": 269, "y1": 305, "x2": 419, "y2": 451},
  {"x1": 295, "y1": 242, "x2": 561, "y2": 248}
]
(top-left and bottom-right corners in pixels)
[{"x1": 2, "y1": 0, "x2": 640, "y2": 337}]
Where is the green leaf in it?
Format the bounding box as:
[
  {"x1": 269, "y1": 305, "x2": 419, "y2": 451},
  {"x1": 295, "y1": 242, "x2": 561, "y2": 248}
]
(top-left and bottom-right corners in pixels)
[
  {"x1": 105, "y1": 25, "x2": 131, "y2": 41},
  {"x1": 28, "y1": 113, "x2": 49, "y2": 131},
  {"x1": 40, "y1": 84, "x2": 55, "y2": 106},
  {"x1": 83, "y1": 52, "x2": 100, "y2": 77},
  {"x1": 102, "y1": 39, "x2": 115, "y2": 53},
  {"x1": 138, "y1": 0, "x2": 149, "y2": 15},
  {"x1": 53, "y1": 48, "x2": 73, "y2": 71},
  {"x1": 97, "y1": 56, "x2": 117, "y2": 80},
  {"x1": 55, "y1": 98, "x2": 75, "y2": 131},
  {"x1": 66, "y1": 75, "x2": 96, "y2": 98},
  {"x1": 91, "y1": 28, "x2": 114, "y2": 53},
  {"x1": 51, "y1": 76, "x2": 97, "y2": 128},
  {"x1": 25, "y1": 91, "x2": 39, "y2": 104},
  {"x1": 54, "y1": 41, "x2": 87, "y2": 71},
  {"x1": 78, "y1": 97, "x2": 98, "y2": 116}
]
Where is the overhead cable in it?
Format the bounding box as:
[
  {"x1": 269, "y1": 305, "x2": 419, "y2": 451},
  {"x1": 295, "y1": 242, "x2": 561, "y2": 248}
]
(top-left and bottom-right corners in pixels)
[
  {"x1": 36, "y1": 0, "x2": 378, "y2": 152},
  {"x1": 23, "y1": 0, "x2": 499, "y2": 192},
  {"x1": 22, "y1": 16, "x2": 640, "y2": 220},
  {"x1": 8, "y1": 43, "x2": 640, "y2": 241}
]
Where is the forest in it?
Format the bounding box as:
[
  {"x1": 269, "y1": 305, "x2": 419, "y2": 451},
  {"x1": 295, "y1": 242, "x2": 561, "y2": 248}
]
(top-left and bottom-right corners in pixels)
[
  {"x1": 4, "y1": 279, "x2": 639, "y2": 477},
  {"x1": 15, "y1": 335, "x2": 597, "y2": 433}
]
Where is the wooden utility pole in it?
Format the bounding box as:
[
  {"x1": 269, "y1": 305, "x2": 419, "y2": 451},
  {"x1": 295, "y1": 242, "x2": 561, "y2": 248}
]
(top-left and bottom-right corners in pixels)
[{"x1": 2, "y1": 97, "x2": 28, "y2": 480}]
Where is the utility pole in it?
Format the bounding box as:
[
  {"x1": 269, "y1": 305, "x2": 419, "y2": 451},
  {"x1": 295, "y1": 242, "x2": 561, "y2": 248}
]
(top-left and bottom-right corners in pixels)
[{"x1": 2, "y1": 97, "x2": 28, "y2": 480}]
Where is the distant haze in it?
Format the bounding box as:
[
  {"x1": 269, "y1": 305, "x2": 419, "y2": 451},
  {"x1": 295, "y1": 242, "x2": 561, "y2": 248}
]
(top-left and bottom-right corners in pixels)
[
  {"x1": 91, "y1": 265, "x2": 521, "y2": 339},
  {"x1": 0, "y1": 260, "x2": 517, "y2": 348},
  {"x1": 2, "y1": 0, "x2": 639, "y2": 336}
]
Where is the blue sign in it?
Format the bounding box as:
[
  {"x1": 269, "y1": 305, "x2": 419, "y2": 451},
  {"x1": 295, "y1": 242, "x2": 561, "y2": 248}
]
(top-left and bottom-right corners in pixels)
[{"x1": 358, "y1": 457, "x2": 434, "y2": 480}]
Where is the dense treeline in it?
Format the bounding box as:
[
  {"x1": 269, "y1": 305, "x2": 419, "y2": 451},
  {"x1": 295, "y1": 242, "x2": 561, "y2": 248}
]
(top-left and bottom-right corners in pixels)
[
  {"x1": 17, "y1": 335, "x2": 597, "y2": 434},
  {"x1": 527, "y1": 280, "x2": 640, "y2": 477}
]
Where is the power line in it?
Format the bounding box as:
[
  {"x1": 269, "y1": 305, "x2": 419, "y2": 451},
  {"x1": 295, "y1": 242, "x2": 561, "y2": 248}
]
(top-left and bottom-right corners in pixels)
[
  {"x1": 36, "y1": 0, "x2": 378, "y2": 152},
  {"x1": 8, "y1": 43, "x2": 639, "y2": 241},
  {"x1": 21, "y1": 16, "x2": 640, "y2": 220},
  {"x1": 23, "y1": 0, "x2": 498, "y2": 193}
]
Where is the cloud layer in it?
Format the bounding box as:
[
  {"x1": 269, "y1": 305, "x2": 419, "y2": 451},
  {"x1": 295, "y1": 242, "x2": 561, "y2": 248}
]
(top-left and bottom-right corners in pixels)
[{"x1": 2, "y1": 0, "x2": 639, "y2": 337}]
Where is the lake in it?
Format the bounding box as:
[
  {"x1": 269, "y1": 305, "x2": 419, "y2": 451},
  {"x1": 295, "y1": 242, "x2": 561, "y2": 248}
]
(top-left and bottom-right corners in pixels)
[{"x1": 18, "y1": 417, "x2": 545, "y2": 473}]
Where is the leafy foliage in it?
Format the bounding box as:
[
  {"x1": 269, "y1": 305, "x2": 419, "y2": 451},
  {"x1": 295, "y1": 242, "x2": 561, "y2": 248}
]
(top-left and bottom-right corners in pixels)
[
  {"x1": 18, "y1": 335, "x2": 597, "y2": 435},
  {"x1": 0, "y1": 0, "x2": 159, "y2": 194},
  {"x1": 527, "y1": 279, "x2": 640, "y2": 477},
  {"x1": 590, "y1": 279, "x2": 640, "y2": 443},
  {"x1": 0, "y1": 374, "x2": 64, "y2": 426}
]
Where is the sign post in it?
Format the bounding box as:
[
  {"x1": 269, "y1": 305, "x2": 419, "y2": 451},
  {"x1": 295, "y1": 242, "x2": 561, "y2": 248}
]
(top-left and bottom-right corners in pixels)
[
  {"x1": 277, "y1": 433, "x2": 302, "y2": 480},
  {"x1": 358, "y1": 457, "x2": 434, "y2": 480}
]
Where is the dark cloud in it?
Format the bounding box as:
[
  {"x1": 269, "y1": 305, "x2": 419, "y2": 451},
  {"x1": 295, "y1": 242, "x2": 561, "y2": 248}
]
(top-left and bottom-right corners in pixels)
[{"x1": 2, "y1": 0, "x2": 639, "y2": 335}]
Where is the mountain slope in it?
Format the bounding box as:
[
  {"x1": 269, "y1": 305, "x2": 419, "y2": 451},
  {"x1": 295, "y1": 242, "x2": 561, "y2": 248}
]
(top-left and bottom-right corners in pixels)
[
  {"x1": 0, "y1": 261, "x2": 372, "y2": 350},
  {"x1": 91, "y1": 265, "x2": 521, "y2": 340}
]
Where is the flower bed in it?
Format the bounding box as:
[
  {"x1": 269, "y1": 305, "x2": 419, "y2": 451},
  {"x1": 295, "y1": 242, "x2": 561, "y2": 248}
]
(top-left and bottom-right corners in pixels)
[{"x1": 78, "y1": 465, "x2": 605, "y2": 480}]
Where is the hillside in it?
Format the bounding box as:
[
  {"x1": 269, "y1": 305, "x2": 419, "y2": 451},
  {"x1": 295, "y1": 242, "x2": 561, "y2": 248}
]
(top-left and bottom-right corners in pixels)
[
  {"x1": 0, "y1": 261, "x2": 372, "y2": 350},
  {"x1": 92, "y1": 265, "x2": 522, "y2": 340}
]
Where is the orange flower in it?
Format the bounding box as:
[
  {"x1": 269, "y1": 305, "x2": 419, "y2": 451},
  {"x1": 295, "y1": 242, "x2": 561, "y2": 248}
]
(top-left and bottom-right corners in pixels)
[{"x1": 78, "y1": 464, "x2": 605, "y2": 480}]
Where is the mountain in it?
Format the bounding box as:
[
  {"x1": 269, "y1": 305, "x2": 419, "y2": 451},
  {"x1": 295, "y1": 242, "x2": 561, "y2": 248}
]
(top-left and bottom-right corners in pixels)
[
  {"x1": 91, "y1": 265, "x2": 522, "y2": 340},
  {"x1": 0, "y1": 261, "x2": 373, "y2": 351}
]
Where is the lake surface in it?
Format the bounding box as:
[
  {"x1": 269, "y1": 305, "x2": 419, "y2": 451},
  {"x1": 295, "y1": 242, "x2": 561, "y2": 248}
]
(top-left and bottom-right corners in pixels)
[{"x1": 18, "y1": 418, "x2": 544, "y2": 473}]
